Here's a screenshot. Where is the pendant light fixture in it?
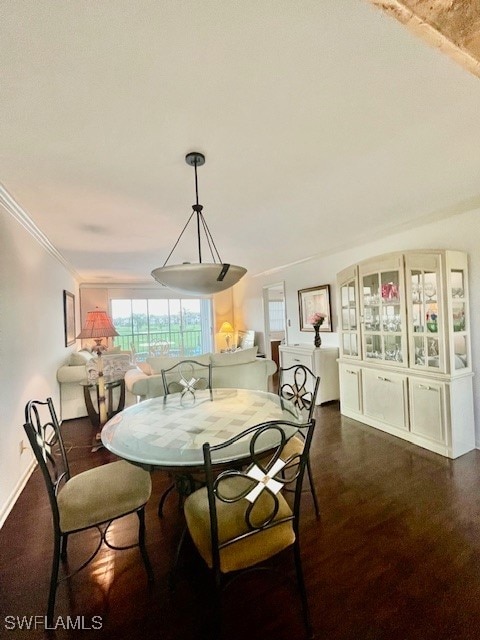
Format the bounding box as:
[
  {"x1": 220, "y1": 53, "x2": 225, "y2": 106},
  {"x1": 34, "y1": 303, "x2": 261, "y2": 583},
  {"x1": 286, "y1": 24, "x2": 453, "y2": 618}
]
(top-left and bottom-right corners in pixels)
[{"x1": 151, "y1": 152, "x2": 247, "y2": 296}]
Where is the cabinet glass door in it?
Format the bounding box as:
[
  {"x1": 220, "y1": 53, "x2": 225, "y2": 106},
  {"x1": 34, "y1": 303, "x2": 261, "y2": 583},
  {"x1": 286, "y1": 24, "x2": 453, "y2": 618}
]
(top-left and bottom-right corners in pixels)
[
  {"x1": 361, "y1": 268, "x2": 405, "y2": 365},
  {"x1": 409, "y1": 268, "x2": 442, "y2": 370},
  {"x1": 450, "y1": 268, "x2": 469, "y2": 370},
  {"x1": 340, "y1": 278, "x2": 360, "y2": 357}
]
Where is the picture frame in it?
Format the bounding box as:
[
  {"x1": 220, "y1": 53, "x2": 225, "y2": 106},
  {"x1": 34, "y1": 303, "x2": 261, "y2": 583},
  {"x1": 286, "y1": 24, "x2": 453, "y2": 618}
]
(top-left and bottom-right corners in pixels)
[
  {"x1": 63, "y1": 290, "x2": 76, "y2": 347},
  {"x1": 236, "y1": 329, "x2": 255, "y2": 350},
  {"x1": 298, "y1": 284, "x2": 332, "y2": 332}
]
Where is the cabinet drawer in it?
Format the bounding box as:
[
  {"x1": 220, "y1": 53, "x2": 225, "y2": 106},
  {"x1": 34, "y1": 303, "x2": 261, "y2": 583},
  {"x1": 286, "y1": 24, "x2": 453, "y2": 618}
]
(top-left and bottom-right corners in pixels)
[
  {"x1": 280, "y1": 351, "x2": 312, "y2": 370},
  {"x1": 409, "y1": 380, "x2": 445, "y2": 443},
  {"x1": 363, "y1": 369, "x2": 408, "y2": 430}
]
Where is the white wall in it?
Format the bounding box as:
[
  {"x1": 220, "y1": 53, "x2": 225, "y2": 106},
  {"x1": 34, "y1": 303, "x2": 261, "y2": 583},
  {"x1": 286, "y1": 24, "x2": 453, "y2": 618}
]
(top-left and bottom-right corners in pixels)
[
  {"x1": 235, "y1": 209, "x2": 480, "y2": 445},
  {"x1": 0, "y1": 210, "x2": 79, "y2": 527}
]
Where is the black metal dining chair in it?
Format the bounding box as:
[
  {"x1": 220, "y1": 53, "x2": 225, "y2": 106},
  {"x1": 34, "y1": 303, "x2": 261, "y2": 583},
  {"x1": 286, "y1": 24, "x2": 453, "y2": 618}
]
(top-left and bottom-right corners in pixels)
[
  {"x1": 157, "y1": 360, "x2": 213, "y2": 517},
  {"x1": 182, "y1": 418, "x2": 315, "y2": 639},
  {"x1": 23, "y1": 397, "x2": 154, "y2": 625},
  {"x1": 161, "y1": 359, "x2": 212, "y2": 397},
  {"x1": 278, "y1": 364, "x2": 320, "y2": 517}
]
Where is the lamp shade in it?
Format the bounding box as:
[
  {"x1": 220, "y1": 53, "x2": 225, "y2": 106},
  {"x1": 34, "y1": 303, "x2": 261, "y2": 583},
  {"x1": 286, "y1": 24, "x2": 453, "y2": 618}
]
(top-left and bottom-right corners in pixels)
[
  {"x1": 77, "y1": 309, "x2": 119, "y2": 339},
  {"x1": 219, "y1": 322, "x2": 235, "y2": 334}
]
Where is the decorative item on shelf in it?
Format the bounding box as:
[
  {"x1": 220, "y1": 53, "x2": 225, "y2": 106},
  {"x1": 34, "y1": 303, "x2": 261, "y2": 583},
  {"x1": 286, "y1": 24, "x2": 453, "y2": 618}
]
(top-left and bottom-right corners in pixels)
[
  {"x1": 426, "y1": 312, "x2": 438, "y2": 333},
  {"x1": 151, "y1": 151, "x2": 247, "y2": 296},
  {"x1": 219, "y1": 321, "x2": 235, "y2": 351},
  {"x1": 76, "y1": 308, "x2": 119, "y2": 428},
  {"x1": 309, "y1": 312, "x2": 326, "y2": 348},
  {"x1": 381, "y1": 282, "x2": 399, "y2": 301}
]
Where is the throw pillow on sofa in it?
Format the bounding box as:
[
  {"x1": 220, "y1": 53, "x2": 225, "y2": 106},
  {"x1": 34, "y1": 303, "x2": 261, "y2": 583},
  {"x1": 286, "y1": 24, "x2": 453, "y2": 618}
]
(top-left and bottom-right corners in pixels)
[
  {"x1": 69, "y1": 349, "x2": 95, "y2": 366},
  {"x1": 210, "y1": 347, "x2": 258, "y2": 367},
  {"x1": 146, "y1": 353, "x2": 211, "y2": 374},
  {"x1": 86, "y1": 354, "x2": 136, "y2": 381}
]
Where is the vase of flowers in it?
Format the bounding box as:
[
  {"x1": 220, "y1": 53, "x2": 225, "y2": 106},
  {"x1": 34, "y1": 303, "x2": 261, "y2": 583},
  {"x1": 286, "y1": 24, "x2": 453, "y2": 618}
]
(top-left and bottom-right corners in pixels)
[{"x1": 309, "y1": 312, "x2": 326, "y2": 347}]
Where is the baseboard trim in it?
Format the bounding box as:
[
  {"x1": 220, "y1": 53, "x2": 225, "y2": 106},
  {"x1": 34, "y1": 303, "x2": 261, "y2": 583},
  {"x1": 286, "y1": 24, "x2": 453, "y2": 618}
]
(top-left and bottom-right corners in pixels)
[{"x1": 0, "y1": 459, "x2": 37, "y2": 529}]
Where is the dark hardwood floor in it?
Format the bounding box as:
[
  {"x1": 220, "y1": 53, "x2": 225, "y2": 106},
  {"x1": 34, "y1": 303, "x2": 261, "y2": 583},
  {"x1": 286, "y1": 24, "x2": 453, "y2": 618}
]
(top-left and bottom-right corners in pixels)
[{"x1": 2, "y1": 402, "x2": 480, "y2": 639}]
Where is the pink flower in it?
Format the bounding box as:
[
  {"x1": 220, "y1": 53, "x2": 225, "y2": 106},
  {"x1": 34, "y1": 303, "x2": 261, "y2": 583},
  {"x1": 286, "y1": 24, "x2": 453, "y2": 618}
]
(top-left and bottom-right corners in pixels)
[{"x1": 309, "y1": 312, "x2": 326, "y2": 326}]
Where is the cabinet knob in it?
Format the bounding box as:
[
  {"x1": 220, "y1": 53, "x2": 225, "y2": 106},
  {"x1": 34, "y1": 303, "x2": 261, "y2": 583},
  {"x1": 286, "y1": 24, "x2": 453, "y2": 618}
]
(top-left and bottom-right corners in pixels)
[
  {"x1": 346, "y1": 369, "x2": 357, "y2": 375},
  {"x1": 293, "y1": 358, "x2": 301, "y2": 362},
  {"x1": 418, "y1": 384, "x2": 437, "y2": 392},
  {"x1": 377, "y1": 376, "x2": 391, "y2": 382}
]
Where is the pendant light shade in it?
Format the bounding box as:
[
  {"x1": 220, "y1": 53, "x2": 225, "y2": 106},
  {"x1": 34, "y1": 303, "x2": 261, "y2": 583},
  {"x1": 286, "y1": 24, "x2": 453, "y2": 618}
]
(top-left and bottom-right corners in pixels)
[
  {"x1": 151, "y1": 152, "x2": 247, "y2": 296},
  {"x1": 151, "y1": 263, "x2": 247, "y2": 296}
]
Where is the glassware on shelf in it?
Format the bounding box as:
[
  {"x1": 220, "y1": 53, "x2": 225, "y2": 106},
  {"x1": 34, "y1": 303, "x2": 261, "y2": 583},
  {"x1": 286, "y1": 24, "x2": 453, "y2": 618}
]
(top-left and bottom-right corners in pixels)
[
  {"x1": 451, "y1": 270, "x2": 465, "y2": 299},
  {"x1": 423, "y1": 282, "x2": 436, "y2": 300},
  {"x1": 411, "y1": 282, "x2": 422, "y2": 303}
]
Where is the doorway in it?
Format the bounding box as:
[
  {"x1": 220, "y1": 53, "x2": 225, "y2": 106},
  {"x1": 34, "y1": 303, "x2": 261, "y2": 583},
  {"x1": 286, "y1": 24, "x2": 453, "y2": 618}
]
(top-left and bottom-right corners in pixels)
[{"x1": 263, "y1": 282, "x2": 287, "y2": 367}]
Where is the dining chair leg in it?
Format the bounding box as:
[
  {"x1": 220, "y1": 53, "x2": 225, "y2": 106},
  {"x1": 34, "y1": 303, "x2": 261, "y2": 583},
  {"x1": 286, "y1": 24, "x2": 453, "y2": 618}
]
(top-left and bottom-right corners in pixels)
[
  {"x1": 137, "y1": 508, "x2": 154, "y2": 583},
  {"x1": 47, "y1": 529, "x2": 62, "y2": 626},
  {"x1": 157, "y1": 482, "x2": 175, "y2": 518},
  {"x1": 292, "y1": 539, "x2": 314, "y2": 640},
  {"x1": 60, "y1": 533, "x2": 69, "y2": 560},
  {"x1": 210, "y1": 570, "x2": 222, "y2": 640},
  {"x1": 168, "y1": 526, "x2": 188, "y2": 592},
  {"x1": 306, "y1": 459, "x2": 320, "y2": 518}
]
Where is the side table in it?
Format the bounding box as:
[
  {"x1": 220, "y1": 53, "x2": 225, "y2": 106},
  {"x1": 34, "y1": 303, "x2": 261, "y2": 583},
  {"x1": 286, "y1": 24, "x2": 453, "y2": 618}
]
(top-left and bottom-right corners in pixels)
[{"x1": 81, "y1": 377, "x2": 125, "y2": 450}]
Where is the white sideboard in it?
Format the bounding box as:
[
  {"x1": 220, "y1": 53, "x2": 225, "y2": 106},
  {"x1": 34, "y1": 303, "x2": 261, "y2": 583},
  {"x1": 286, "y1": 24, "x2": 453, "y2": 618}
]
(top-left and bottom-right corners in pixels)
[
  {"x1": 337, "y1": 249, "x2": 475, "y2": 459},
  {"x1": 279, "y1": 344, "x2": 340, "y2": 405}
]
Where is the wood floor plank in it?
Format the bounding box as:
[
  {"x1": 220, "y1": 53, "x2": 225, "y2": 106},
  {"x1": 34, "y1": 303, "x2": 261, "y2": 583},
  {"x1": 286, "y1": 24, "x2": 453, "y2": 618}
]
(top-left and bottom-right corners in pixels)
[{"x1": 2, "y1": 402, "x2": 480, "y2": 639}]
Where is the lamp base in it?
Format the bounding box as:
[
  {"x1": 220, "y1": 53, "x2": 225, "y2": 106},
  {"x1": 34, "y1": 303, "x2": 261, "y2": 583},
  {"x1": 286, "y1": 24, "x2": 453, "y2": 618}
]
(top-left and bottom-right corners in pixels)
[{"x1": 92, "y1": 339, "x2": 107, "y2": 355}]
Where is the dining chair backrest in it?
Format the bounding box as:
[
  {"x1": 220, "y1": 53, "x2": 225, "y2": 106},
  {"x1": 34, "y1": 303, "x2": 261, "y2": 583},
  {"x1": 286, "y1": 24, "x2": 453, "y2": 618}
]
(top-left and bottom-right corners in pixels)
[
  {"x1": 161, "y1": 360, "x2": 212, "y2": 396},
  {"x1": 202, "y1": 418, "x2": 315, "y2": 567},
  {"x1": 24, "y1": 398, "x2": 70, "y2": 527},
  {"x1": 278, "y1": 364, "x2": 319, "y2": 422}
]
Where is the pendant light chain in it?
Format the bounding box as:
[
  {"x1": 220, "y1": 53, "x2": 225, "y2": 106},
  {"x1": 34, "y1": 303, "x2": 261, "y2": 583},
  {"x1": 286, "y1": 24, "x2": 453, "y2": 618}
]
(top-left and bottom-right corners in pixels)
[
  {"x1": 151, "y1": 150, "x2": 246, "y2": 295},
  {"x1": 162, "y1": 152, "x2": 223, "y2": 267},
  {"x1": 194, "y1": 157, "x2": 202, "y2": 263}
]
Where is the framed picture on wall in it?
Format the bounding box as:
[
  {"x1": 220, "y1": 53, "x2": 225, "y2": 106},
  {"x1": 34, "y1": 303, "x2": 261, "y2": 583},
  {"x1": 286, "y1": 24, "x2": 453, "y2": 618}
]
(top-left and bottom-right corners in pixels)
[
  {"x1": 236, "y1": 329, "x2": 255, "y2": 350},
  {"x1": 63, "y1": 290, "x2": 76, "y2": 346},
  {"x1": 298, "y1": 284, "x2": 332, "y2": 332}
]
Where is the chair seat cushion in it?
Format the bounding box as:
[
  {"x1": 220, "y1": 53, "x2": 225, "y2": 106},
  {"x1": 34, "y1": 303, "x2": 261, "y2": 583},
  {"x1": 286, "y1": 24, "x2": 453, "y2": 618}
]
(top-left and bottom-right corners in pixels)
[
  {"x1": 281, "y1": 435, "x2": 304, "y2": 459},
  {"x1": 57, "y1": 460, "x2": 152, "y2": 533},
  {"x1": 184, "y1": 478, "x2": 295, "y2": 573}
]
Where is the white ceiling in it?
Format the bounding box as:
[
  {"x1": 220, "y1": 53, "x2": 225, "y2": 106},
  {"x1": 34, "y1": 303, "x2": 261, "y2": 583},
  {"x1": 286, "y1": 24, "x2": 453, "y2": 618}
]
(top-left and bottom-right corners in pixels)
[{"x1": 2, "y1": 1, "x2": 480, "y2": 284}]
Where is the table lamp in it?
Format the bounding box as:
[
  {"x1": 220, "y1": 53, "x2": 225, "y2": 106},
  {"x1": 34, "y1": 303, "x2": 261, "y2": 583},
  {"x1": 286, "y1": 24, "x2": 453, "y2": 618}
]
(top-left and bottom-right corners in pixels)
[
  {"x1": 219, "y1": 322, "x2": 235, "y2": 352},
  {"x1": 77, "y1": 309, "x2": 119, "y2": 426}
]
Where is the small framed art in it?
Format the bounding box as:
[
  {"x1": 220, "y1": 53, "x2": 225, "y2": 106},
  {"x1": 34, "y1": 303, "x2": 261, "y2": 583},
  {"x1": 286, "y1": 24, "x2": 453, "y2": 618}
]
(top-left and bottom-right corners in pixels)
[
  {"x1": 298, "y1": 284, "x2": 332, "y2": 332},
  {"x1": 63, "y1": 290, "x2": 76, "y2": 346}
]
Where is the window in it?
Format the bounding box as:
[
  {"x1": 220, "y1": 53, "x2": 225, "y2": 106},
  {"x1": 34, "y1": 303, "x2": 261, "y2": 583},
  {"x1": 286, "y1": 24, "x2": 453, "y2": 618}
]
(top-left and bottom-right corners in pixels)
[
  {"x1": 268, "y1": 300, "x2": 285, "y2": 332},
  {"x1": 111, "y1": 297, "x2": 213, "y2": 361}
]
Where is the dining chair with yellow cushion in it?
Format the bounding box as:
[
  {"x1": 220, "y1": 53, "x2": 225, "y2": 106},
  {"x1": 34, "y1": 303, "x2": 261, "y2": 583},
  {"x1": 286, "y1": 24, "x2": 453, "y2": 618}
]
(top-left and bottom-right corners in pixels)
[
  {"x1": 183, "y1": 418, "x2": 315, "y2": 639},
  {"x1": 157, "y1": 360, "x2": 213, "y2": 517},
  {"x1": 23, "y1": 397, "x2": 154, "y2": 625},
  {"x1": 278, "y1": 364, "x2": 320, "y2": 517}
]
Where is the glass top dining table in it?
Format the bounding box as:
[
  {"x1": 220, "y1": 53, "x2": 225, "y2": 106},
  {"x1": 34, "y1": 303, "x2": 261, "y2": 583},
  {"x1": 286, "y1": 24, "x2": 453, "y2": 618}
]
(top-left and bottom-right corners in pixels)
[{"x1": 101, "y1": 388, "x2": 303, "y2": 470}]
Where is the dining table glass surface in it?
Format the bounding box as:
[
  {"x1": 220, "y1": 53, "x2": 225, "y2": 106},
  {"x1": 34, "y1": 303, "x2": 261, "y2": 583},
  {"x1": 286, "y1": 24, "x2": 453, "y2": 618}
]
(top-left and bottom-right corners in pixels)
[{"x1": 101, "y1": 388, "x2": 303, "y2": 469}]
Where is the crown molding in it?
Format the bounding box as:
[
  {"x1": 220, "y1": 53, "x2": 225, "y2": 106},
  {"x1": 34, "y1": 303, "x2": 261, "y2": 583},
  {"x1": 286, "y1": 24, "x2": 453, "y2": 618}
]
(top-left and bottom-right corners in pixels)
[{"x1": 0, "y1": 183, "x2": 81, "y2": 280}]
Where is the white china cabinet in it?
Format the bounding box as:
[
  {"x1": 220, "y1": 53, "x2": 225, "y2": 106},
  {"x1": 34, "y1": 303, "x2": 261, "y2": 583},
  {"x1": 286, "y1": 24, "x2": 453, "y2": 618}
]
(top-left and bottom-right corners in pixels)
[{"x1": 337, "y1": 250, "x2": 474, "y2": 458}]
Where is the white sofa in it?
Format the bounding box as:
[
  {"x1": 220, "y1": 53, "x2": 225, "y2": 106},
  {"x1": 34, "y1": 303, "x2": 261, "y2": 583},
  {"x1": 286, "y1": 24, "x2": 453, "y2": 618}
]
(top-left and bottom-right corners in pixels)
[
  {"x1": 125, "y1": 347, "x2": 277, "y2": 401},
  {"x1": 56, "y1": 349, "x2": 137, "y2": 420}
]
